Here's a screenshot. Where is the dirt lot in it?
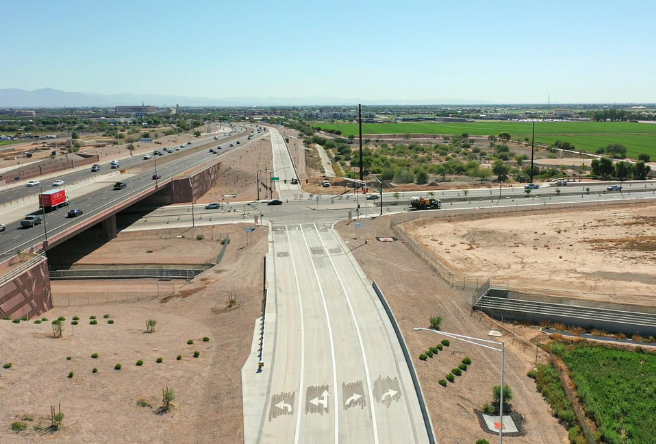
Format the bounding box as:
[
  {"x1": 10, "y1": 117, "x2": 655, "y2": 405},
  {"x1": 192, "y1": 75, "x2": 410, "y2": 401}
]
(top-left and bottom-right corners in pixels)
[
  {"x1": 405, "y1": 203, "x2": 656, "y2": 306},
  {"x1": 197, "y1": 136, "x2": 276, "y2": 203},
  {"x1": 0, "y1": 223, "x2": 268, "y2": 443},
  {"x1": 334, "y1": 218, "x2": 565, "y2": 443}
]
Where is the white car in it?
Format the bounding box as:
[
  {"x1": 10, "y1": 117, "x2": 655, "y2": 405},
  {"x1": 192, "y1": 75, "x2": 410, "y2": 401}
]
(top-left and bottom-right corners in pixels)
[
  {"x1": 52, "y1": 180, "x2": 64, "y2": 187},
  {"x1": 143, "y1": 154, "x2": 152, "y2": 160},
  {"x1": 26, "y1": 180, "x2": 40, "y2": 187}
]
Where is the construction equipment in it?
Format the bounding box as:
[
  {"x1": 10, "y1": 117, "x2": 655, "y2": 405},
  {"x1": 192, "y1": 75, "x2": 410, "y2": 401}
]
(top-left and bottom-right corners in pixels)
[{"x1": 410, "y1": 196, "x2": 441, "y2": 210}]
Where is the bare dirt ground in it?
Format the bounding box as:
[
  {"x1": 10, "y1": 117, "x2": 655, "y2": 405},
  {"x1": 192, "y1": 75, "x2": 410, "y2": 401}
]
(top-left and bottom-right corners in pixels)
[
  {"x1": 197, "y1": 136, "x2": 276, "y2": 203},
  {"x1": 0, "y1": 223, "x2": 268, "y2": 443},
  {"x1": 405, "y1": 203, "x2": 656, "y2": 306},
  {"x1": 334, "y1": 218, "x2": 565, "y2": 443}
]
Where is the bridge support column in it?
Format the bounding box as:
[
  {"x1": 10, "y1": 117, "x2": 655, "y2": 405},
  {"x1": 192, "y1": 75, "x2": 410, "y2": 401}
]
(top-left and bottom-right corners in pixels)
[{"x1": 100, "y1": 214, "x2": 118, "y2": 239}]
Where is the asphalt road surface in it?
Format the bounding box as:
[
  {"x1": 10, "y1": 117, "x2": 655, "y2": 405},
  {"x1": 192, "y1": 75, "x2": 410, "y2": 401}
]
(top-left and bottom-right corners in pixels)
[{"x1": 260, "y1": 223, "x2": 428, "y2": 444}]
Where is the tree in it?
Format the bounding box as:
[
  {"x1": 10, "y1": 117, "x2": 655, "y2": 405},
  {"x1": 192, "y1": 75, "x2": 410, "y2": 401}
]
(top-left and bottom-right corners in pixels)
[
  {"x1": 193, "y1": 130, "x2": 201, "y2": 137},
  {"x1": 127, "y1": 143, "x2": 135, "y2": 151},
  {"x1": 633, "y1": 160, "x2": 651, "y2": 180},
  {"x1": 393, "y1": 169, "x2": 415, "y2": 184},
  {"x1": 146, "y1": 319, "x2": 157, "y2": 333},
  {"x1": 614, "y1": 161, "x2": 632, "y2": 180},
  {"x1": 487, "y1": 135, "x2": 497, "y2": 146},
  {"x1": 347, "y1": 135, "x2": 355, "y2": 143},
  {"x1": 497, "y1": 132, "x2": 511, "y2": 143},
  {"x1": 492, "y1": 160, "x2": 510, "y2": 182},
  {"x1": 429, "y1": 316, "x2": 443, "y2": 329},
  {"x1": 604, "y1": 143, "x2": 627, "y2": 159},
  {"x1": 52, "y1": 320, "x2": 64, "y2": 338},
  {"x1": 591, "y1": 157, "x2": 614, "y2": 178},
  {"x1": 162, "y1": 387, "x2": 175, "y2": 411},
  {"x1": 638, "y1": 153, "x2": 651, "y2": 162},
  {"x1": 380, "y1": 168, "x2": 394, "y2": 181},
  {"x1": 415, "y1": 170, "x2": 429, "y2": 184},
  {"x1": 493, "y1": 383, "x2": 513, "y2": 406}
]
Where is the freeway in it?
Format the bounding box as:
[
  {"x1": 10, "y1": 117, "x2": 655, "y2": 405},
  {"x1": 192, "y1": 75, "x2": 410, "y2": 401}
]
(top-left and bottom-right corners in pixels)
[
  {"x1": 0, "y1": 123, "x2": 248, "y2": 204},
  {"x1": 270, "y1": 128, "x2": 302, "y2": 199},
  {"x1": 0, "y1": 127, "x2": 266, "y2": 256}
]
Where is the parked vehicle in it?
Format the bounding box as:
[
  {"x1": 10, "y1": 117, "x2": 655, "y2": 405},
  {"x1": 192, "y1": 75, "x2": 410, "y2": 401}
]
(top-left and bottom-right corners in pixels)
[
  {"x1": 607, "y1": 185, "x2": 622, "y2": 191},
  {"x1": 39, "y1": 189, "x2": 70, "y2": 212},
  {"x1": 27, "y1": 180, "x2": 40, "y2": 187},
  {"x1": 67, "y1": 209, "x2": 83, "y2": 218},
  {"x1": 524, "y1": 183, "x2": 540, "y2": 189},
  {"x1": 205, "y1": 203, "x2": 222, "y2": 210},
  {"x1": 21, "y1": 215, "x2": 42, "y2": 228},
  {"x1": 113, "y1": 181, "x2": 127, "y2": 190},
  {"x1": 52, "y1": 179, "x2": 64, "y2": 187},
  {"x1": 267, "y1": 199, "x2": 283, "y2": 206},
  {"x1": 322, "y1": 180, "x2": 331, "y2": 187},
  {"x1": 410, "y1": 197, "x2": 441, "y2": 210}
]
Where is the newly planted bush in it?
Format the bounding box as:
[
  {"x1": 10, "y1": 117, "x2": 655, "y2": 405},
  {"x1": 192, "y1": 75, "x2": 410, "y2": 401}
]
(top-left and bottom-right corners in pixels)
[
  {"x1": 203, "y1": 337, "x2": 210, "y2": 342},
  {"x1": 71, "y1": 320, "x2": 78, "y2": 325},
  {"x1": 429, "y1": 346, "x2": 438, "y2": 354},
  {"x1": 34, "y1": 319, "x2": 42, "y2": 324},
  {"x1": 193, "y1": 351, "x2": 200, "y2": 358},
  {"x1": 115, "y1": 363, "x2": 122, "y2": 370},
  {"x1": 72, "y1": 316, "x2": 79, "y2": 321},
  {"x1": 476, "y1": 439, "x2": 490, "y2": 444},
  {"x1": 446, "y1": 374, "x2": 455, "y2": 383},
  {"x1": 483, "y1": 402, "x2": 494, "y2": 414},
  {"x1": 11, "y1": 421, "x2": 26, "y2": 432},
  {"x1": 137, "y1": 398, "x2": 151, "y2": 408},
  {"x1": 90, "y1": 316, "x2": 96, "y2": 320},
  {"x1": 419, "y1": 353, "x2": 428, "y2": 361},
  {"x1": 187, "y1": 339, "x2": 194, "y2": 345},
  {"x1": 176, "y1": 355, "x2": 182, "y2": 360},
  {"x1": 92, "y1": 368, "x2": 98, "y2": 373},
  {"x1": 429, "y1": 315, "x2": 443, "y2": 329},
  {"x1": 156, "y1": 357, "x2": 163, "y2": 363},
  {"x1": 146, "y1": 319, "x2": 157, "y2": 333},
  {"x1": 462, "y1": 357, "x2": 472, "y2": 365},
  {"x1": 452, "y1": 368, "x2": 462, "y2": 376},
  {"x1": 68, "y1": 371, "x2": 74, "y2": 378},
  {"x1": 103, "y1": 314, "x2": 110, "y2": 319},
  {"x1": 12, "y1": 318, "x2": 20, "y2": 323},
  {"x1": 426, "y1": 350, "x2": 434, "y2": 358},
  {"x1": 436, "y1": 344, "x2": 443, "y2": 351},
  {"x1": 438, "y1": 379, "x2": 447, "y2": 387},
  {"x1": 107, "y1": 320, "x2": 114, "y2": 324},
  {"x1": 458, "y1": 363, "x2": 468, "y2": 371},
  {"x1": 3, "y1": 362, "x2": 12, "y2": 369},
  {"x1": 441, "y1": 339, "x2": 450, "y2": 347},
  {"x1": 89, "y1": 319, "x2": 98, "y2": 325},
  {"x1": 162, "y1": 387, "x2": 175, "y2": 411},
  {"x1": 91, "y1": 353, "x2": 98, "y2": 359},
  {"x1": 66, "y1": 356, "x2": 71, "y2": 361},
  {"x1": 136, "y1": 360, "x2": 144, "y2": 366},
  {"x1": 41, "y1": 317, "x2": 48, "y2": 321},
  {"x1": 57, "y1": 316, "x2": 65, "y2": 321}
]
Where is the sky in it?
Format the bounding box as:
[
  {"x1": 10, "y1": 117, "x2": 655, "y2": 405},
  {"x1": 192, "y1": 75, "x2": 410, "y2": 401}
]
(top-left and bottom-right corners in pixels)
[{"x1": 1, "y1": 0, "x2": 655, "y2": 104}]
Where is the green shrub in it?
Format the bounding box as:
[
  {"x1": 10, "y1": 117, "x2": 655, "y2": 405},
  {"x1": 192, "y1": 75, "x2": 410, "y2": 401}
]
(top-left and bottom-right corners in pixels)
[
  {"x1": 90, "y1": 316, "x2": 96, "y2": 320},
  {"x1": 187, "y1": 339, "x2": 194, "y2": 345},
  {"x1": 441, "y1": 339, "x2": 450, "y2": 347},
  {"x1": 419, "y1": 353, "x2": 427, "y2": 361},
  {"x1": 452, "y1": 368, "x2": 462, "y2": 376},
  {"x1": 176, "y1": 355, "x2": 182, "y2": 360},
  {"x1": 483, "y1": 402, "x2": 495, "y2": 414},
  {"x1": 57, "y1": 316, "x2": 65, "y2": 321},
  {"x1": 527, "y1": 369, "x2": 537, "y2": 379},
  {"x1": 72, "y1": 316, "x2": 79, "y2": 321},
  {"x1": 156, "y1": 357, "x2": 163, "y2": 363},
  {"x1": 103, "y1": 314, "x2": 110, "y2": 319},
  {"x1": 2, "y1": 316, "x2": 9, "y2": 320},
  {"x1": 193, "y1": 351, "x2": 200, "y2": 358},
  {"x1": 429, "y1": 315, "x2": 443, "y2": 329},
  {"x1": 462, "y1": 357, "x2": 472, "y2": 365},
  {"x1": 108, "y1": 320, "x2": 114, "y2": 324},
  {"x1": 458, "y1": 363, "x2": 468, "y2": 371},
  {"x1": 3, "y1": 362, "x2": 12, "y2": 369},
  {"x1": 71, "y1": 320, "x2": 78, "y2": 325},
  {"x1": 66, "y1": 356, "x2": 71, "y2": 361},
  {"x1": 68, "y1": 371, "x2": 74, "y2": 378},
  {"x1": 12, "y1": 319, "x2": 20, "y2": 324},
  {"x1": 137, "y1": 398, "x2": 150, "y2": 408},
  {"x1": 429, "y1": 346, "x2": 438, "y2": 354},
  {"x1": 11, "y1": 421, "x2": 26, "y2": 432},
  {"x1": 91, "y1": 353, "x2": 98, "y2": 359},
  {"x1": 203, "y1": 337, "x2": 210, "y2": 342},
  {"x1": 136, "y1": 360, "x2": 144, "y2": 366},
  {"x1": 92, "y1": 368, "x2": 98, "y2": 373},
  {"x1": 436, "y1": 344, "x2": 443, "y2": 351},
  {"x1": 41, "y1": 317, "x2": 48, "y2": 321},
  {"x1": 90, "y1": 319, "x2": 98, "y2": 325},
  {"x1": 446, "y1": 374, "x2": 455, "y2": 383},
  {"x1": 438, "y1": 379, "x2": 447, "y2": 387},
  {"x1": 34, "y1": 319, "x2": 41, "y2": 324},
  {"x1": 476, "y1": 439, "x2": 490, "y2": 444},
  {"x1": 115, "y1": 363, "x2": 122, "y2": 370},
  {"x1": 426, "y1": 350, "x2": 434, "y2": 358}
]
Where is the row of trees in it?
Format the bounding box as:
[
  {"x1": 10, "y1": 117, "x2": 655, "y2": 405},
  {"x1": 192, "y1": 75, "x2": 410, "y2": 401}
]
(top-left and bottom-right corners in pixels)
[{"x1": 591, "y1": 158, "x2": 651, "y2": 180}]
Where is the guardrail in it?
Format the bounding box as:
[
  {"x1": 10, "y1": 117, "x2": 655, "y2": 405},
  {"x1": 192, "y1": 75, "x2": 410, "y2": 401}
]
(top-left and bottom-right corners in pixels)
[
  {"x1": 372, "y1": 281, "x2": 437, "y2": 444},
  {"x1": 49, "y1": 267, "x2": 207, "y2": 280}
]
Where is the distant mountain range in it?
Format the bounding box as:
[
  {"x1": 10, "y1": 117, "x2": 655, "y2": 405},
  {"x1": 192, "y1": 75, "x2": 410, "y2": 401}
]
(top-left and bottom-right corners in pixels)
[{"x1": 0, "y1": 88, "x2": 493, "y2": 108}]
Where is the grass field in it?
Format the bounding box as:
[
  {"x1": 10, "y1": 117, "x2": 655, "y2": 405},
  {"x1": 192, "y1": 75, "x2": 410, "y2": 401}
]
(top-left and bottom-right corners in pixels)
[
  {"x1": 550, "y1": 341, "x2": 656, "y2": 443},
  {"x1": 313, "y1": 121, "x2": 656, "y2": 159}
]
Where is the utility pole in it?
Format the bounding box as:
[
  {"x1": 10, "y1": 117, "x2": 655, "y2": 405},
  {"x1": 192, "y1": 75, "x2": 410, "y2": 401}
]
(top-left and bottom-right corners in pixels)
[
  {"x1": 358, "y1": 104, "x2": 364, "y2": 182},
  {"x1": 530, "y1": 120, "x2": 535, "y2": 184},
  {"x1": 40, "y1": 186, "x2": 48, "y2": 244},
  {"x1": 256, "y1": 170, "x2": 260, "y2": 201}
]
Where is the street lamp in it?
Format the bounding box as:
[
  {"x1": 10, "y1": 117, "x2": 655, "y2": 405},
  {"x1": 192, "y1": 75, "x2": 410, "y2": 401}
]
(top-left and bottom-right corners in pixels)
[
  {"x1": 414, "y1": 327, "x2": 506, "y2": 444},
  {"x1": 39, "y1": 186, "x2": 48, "y2": 244},
  {"x1": 154, "y1": 153, "x2": 158, "y2": 188}
]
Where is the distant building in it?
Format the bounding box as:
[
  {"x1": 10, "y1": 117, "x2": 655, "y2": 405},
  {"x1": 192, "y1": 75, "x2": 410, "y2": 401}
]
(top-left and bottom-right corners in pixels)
[
  {"x1": 115, "y1": 105, "x2": 158, "y2": 115},
  {"x1": 15, "y1": 110, "x2": 36, "y2": 117},
  {"x1": 553, "y1": 109, "x2": 574, "y2": 117}
]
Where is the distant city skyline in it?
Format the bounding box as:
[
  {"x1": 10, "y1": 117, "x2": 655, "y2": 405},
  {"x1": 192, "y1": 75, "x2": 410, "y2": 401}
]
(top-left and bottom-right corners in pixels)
[{"x1": 1, "y1": 0, "x2": 655, "y2": 104}]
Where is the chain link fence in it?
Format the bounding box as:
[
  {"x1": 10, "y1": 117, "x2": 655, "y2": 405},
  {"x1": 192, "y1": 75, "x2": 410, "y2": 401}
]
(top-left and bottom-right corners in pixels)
[{"x1": 52, "y1": 281, "x2": 177, "y2": 306}]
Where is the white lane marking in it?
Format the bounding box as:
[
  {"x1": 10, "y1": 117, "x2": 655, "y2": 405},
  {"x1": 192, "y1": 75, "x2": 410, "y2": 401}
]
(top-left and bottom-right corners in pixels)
[
  {"x1": 12, "y1": 235, "x2": 21, "y2": 239},
  {"x1": 314, "y1": 222, "x2": 379, "y2": 444},
  {"x1": 285, "y1": 226, "x2": 306, "y2": 444},
  {"x1": 299, "y1": 226, "x2": 339, "y2": 442}
]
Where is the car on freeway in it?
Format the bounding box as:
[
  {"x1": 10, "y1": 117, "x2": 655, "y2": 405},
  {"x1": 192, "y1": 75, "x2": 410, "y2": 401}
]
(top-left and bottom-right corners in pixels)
[
  {"x1": 187, "y1": 141, "x2": 192, "y2": 145},
  {"x1": 91, "y1": 164, "x2": 100, "y2": 172},
  {"x1": 152, "y1": 174, "x2": 161, "y2": 180},
  {"x1": 52, "y1": 179, "x2": 64, "y2": 187},
  {"x1": 67, "y1": 209, "x2": 83, "y2": 218},
  {"x1": 0, "y1": 224, "x2": 5, "y2": 232},
  {"x1": 205, "y1": 203, "x2": 222, "y2": 210},
  {"x1": 209, "y1": 148, "x2": 217, "y2": 154},
  {"x1": 524, "y1": 183, "x2": 540, "y2": 190},
  {"x1": 144, "y1": 154, "x2": 152, "y2": 159},
  {"x1": 267, "y1": 199, "x2": 283, "y2": 206},
  {"x1": 217, "y1": 146, "x2": 222, "y2": 150},
  {"x1": 165, "y1": 148, "x2": 173, "y2": 153},
  {"x1": 236, "y1": 141, "x2": 240, "y2": 145},
  {"x1": 21, "y1": 215, "x2": 42, "y2": 228},
  {"x1": 214, "y1": 136, "x2": 218, "y2": 140},
  {"x1": 175, "y1": 146, "x2": 181, "y2": 151},
  {"x1": 179, "y1": 144, "x2": 185, "y2": 149},
  {"x1": 556, "y1": 180, "x2": 568, "y2": 186},
  {"x1": 113, "y1": 181, "x2": 127, "y2": 190},
  {"x1": 110, "y1": 160, "x2": 120, "y2": 169},
  {"x1": 366, "y1": 194, "x2": 380, "y2": 200},
  {"x1": 229, "y1": 143, "x2": 234, "y2": 147},
  {"x1": 607, "y1": 185, "x2": 622, "y2": 191},
  {"x1": 291, "y1": 178, "x2": 299, "y2": 184},
  {"x1": 27, "y1": 180, "x2": 40, "y2": 187}
]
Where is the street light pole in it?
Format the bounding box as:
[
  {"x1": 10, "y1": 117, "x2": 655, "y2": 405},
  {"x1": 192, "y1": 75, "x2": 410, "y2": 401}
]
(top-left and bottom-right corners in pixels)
[
  {"x1": 375, "y1": 177, "x2": 383, "y2": 216},
  {"x1": 256, "y1": 170, "x2": 260, "y2": 201},
  {"x1": 39, "y1": 187, "x2": 48, "y2": 244},
  {"x1": 414, "y1": 327, "x2": 506, "y2": 444},
  {"x1": 154, "y1": 154, "x2": 158, "y2": 188}
]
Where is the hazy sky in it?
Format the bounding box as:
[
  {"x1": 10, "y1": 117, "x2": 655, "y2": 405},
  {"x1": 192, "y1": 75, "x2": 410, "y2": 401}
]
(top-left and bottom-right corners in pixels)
[{"x1": 1, "y1": 0, "x2": 654, "y2": 103}]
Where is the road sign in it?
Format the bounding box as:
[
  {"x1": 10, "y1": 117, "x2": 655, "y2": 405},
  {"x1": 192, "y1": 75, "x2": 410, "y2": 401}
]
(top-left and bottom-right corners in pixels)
[
  {"x1": 356, "y1": 222, "x2": 362, "y2": 228},
  {"x1": 271, "y1": 177, "x2": 279, "y2": 181}
]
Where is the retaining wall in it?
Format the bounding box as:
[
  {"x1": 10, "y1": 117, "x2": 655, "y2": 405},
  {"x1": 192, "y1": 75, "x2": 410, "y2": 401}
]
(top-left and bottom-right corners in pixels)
[{"x1": 0, "y1": 255, "x2": 52, "y2": 319}]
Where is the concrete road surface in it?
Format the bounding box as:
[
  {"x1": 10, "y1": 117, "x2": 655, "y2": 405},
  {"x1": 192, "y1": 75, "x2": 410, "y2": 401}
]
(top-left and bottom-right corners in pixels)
[
  {"x1": 315, "y1": 144, "x2": 336, "y2": 177},
  {"x1": 270, "y1": 128, "x2": 302, "y2": 199},
  {"x1": 255, "y1": 223, "x2": 429, "y2": 443}
]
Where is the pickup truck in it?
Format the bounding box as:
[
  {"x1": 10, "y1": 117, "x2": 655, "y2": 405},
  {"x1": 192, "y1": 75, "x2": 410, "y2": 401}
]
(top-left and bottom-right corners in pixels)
[{"x1": 21, "y1": 215, "x2": 43, "y2": 228}]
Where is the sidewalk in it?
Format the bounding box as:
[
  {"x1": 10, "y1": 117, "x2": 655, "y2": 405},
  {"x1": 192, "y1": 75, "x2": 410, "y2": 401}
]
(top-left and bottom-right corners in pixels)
[{"x1": 315, "y1": 144, "x2": 335, "y2": 177}]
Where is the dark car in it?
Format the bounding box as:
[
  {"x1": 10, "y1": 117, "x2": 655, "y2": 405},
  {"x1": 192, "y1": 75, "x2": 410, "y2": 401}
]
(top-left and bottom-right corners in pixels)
[
  {"x1": 187, "y1": 141, "x2": 192, "y2": 145},
  {"x1": 205, "y1": 203, "x2": 222, "y2": 210},
  {"x1": 152, "y1": 174, "x2": 161, "y2": 180},
  {"x1": 267, "y1": 199, "x2": 283, "y2": 206},
  {"x1": 291, "y1": 178, "x2": 299, "y2": 184},
  {"x1": 113, "y1": 181, "x2": 127, "y2": 190},
  {"x1": 209, "y1": 148, "x2": 217, "y2": 154},
  {"x1": 67, "y1": 209, "x2": 83, "y2": 218},
  {"x1": 91, "y1": 165, "x2": 100, "y2": 172}
]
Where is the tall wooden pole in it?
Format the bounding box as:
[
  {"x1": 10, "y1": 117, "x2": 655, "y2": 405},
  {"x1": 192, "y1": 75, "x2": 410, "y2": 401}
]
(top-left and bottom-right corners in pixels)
[{"x1": 359, "y1": 104, "x2": 364, "y2": 182}]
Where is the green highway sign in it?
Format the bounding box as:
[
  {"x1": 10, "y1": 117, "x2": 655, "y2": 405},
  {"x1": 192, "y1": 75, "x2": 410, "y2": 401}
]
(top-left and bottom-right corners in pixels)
[{"x1": 271, "y1": 177, "x2": 280, "y2": 181}]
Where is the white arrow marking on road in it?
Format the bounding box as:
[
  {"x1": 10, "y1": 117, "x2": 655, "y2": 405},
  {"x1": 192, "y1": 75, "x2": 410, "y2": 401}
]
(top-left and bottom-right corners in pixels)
[
  {"x1": 275, "y1": 400, "x2": 292, "y2": 413},
  {"x1": 345, "y1": 393, "x2": 362, "y2": 407},
  {"x1": 381, "y1": 389, "x2": 398, "y2": 401},
  {"x1": 309, "y1": 390, "x2": 329, "y2": 409}
]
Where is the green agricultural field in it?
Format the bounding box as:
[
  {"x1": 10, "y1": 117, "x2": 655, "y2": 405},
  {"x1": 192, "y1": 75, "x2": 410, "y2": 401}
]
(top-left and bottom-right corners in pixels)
[
  {"x1": 313, "y1": 121, "x2": 656, "y2": 159},
  {"x1": 550, "y1": 341, "x2": 656, "y2": 444}
]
